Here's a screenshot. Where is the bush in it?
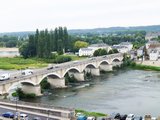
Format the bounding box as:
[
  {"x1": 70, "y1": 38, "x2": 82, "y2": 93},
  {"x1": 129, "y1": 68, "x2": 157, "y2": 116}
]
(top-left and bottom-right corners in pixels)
[
  {"x1": 25, "y1": 93, "x2": 36, "y2": 98},
  {"x1": 12, "y1": 92, "x2": 18, "y2": 97},
  {"x1": 54, "y1": 55, "x2": 71, "y2": 63}
]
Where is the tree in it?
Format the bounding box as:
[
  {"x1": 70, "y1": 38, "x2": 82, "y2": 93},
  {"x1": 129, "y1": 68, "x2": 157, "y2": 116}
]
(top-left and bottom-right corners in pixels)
[
  {"x1": 99, "y1": 49, "x2": 107, "y2": 56},
  {"x1": 74, "y1": 41, "x2": 89, "y2": 51},
  {"x1": 93, "y1": 49, "x2": 107, "y2": 56},
  {"x1": 93, "y1": 49, "x2": 99, "y2": 56},
  {"x1": 108, "y1": 50, "x2": 114, "y2": 54},
  {"x1": 112, "y1": 49, "x2": 119, "y2": 53}
]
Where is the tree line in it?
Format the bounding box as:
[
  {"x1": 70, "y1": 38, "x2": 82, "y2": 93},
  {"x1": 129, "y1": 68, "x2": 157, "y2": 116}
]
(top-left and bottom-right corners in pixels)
[{"x1": 19, "y1": 27, "x2": 69, "y2": 58}]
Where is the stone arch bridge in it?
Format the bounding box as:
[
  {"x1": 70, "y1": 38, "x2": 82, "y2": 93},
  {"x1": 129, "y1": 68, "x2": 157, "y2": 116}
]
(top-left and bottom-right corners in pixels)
[{"x1": 0, "y1": 53, "x2": 123, "y2": 96}]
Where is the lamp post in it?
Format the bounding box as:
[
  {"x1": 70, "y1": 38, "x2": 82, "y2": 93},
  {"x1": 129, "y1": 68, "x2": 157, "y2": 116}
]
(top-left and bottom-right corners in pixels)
[{"x1": 47, "y1": 110, "x2": 50, "y2": 120}]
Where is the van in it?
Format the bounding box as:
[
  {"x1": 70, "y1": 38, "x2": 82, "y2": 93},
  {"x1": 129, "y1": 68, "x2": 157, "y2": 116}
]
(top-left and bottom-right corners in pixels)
[
  {"x1": 21, "y1": 69, "x2": 33, "y2": 76},
  {"x1": 0, "y1": 73, "x2": 10, "y2": 81}
]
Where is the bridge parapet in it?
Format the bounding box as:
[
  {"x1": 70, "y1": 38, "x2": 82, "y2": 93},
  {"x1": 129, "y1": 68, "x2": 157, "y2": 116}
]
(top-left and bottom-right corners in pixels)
[{"x1": 0, "y1": 99, "x2": 75, "y2": 120}]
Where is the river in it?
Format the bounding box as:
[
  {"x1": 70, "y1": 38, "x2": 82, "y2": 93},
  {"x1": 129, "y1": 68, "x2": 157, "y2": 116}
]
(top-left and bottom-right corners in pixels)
[{"x1": 26, "y1": 69, "x2": 160, "y2": 116}]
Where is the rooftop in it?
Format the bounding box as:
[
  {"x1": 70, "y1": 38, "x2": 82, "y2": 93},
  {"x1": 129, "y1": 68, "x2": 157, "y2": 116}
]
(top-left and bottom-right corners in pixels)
[
  {"x1": 89, "y1": 43, "x2": 109, "y2": 47},
  {"x1": 120, "y1": 42, "x2": 132, "y2": 45},
  {"x1": 79, "y1": 48, "x2": 93, "y2": 51}
]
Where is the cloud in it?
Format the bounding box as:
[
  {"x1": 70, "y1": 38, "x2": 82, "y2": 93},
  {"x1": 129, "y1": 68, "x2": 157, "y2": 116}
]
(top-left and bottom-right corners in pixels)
[{"x1": 0, "y1": 0, "x2": 159, "y2": 32}]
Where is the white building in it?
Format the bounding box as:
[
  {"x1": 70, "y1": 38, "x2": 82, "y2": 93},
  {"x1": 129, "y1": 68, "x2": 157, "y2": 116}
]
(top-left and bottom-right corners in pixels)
[
  {"x1": 137, "y1": 46, "x2": 144, "y2": 57},
  {"x1": 79, "y1": 48, "x2": 94, "y2": 56},
  {"x1": 79, "y1": 43, "x2": 111, "y2": 56},
  {"x1": 112, "y1": 45, "x2": 129, "y2": 53},
  {"x1": 149, "y1": 50, "x2": 159, "y2": 61},
  {"x1": 119, "y1": 42, "x2": 133, "y2": 51},
  {"x1": 88, "y1": 43, "x2": 112, "y2": 52}
]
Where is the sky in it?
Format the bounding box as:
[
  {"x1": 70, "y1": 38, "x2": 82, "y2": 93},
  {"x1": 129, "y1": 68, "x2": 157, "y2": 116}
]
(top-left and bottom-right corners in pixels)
[{"x1": 0, "y1": 0, "x2": 160, "y2": 32}]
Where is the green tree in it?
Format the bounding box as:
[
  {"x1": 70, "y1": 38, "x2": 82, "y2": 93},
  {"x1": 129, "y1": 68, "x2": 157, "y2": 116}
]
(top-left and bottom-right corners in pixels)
[{"x1": 74, "y1": 41, "x2": 89, "y2": 51}]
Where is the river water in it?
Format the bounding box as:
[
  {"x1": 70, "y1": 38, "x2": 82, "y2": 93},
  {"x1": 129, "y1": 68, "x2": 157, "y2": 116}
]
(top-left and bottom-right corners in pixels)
[{"x1": 28, "y1": 69, "x2": 160, "y2": 116}]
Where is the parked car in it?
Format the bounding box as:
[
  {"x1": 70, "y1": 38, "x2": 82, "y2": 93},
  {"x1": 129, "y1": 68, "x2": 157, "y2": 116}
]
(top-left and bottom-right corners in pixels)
[
  {"x1": 109, "y1": 113, "x2": 121, "y2": 120},
  {"x1": 126, "y1": 114, "x2": 135, "y2": 120},
  {"x1": 120, "y1": 114, "x2": 127, "y2": 120},
  {"x1": 77, "y1": 115, "x2": 87, "y2": 120},
  {"x1": 134, "y1": 116, "x2": 142, "y2": 120},
  {"x1": 144, "y1": 115, "x2": 152, "y2": 120},
  {"x1": 87, "y1": 116, "x2": 96, "y2": 120},
  {"x1": 2, "y1": 112, "x2": 14, "y2": 118},
  {"x1": 20, "y1": 113, "x2": 28, "y2": 120},
  {"x1": 151, "y1": 117, "x2": 157, "y2": 120}
]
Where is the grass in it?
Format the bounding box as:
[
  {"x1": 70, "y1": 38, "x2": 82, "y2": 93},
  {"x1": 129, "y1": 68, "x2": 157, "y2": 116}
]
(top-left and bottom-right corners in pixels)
[
  {"x1": 131, "y1": 64, "x2": 160, "y2": 71},
  {"x1": 76, "y1": 109, "x2": 107, "y2": 117},
  {"x1": 0, "y1": 57, "x2": 48, "y2": 70},
  {"x1": 63, "y1": 54, "x2": 87, "y2": 61},
  {"x1": 0, "y1": 54, "x2": 86, "y2": 70}
]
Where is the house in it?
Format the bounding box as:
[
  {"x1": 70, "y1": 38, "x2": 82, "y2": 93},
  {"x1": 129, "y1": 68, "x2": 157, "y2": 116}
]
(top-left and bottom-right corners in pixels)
[
  {"x1": 79, "y1": 43, "x2": 111, "y2": 56},
  {"x1": 149, "y1": 49, "x2": 159, "y2": 61},
  {"x1": 119, "y1": 42, "x2": 133, "y2": 51},
  {"x1": 112, "y1": 45, "x2": 129, "y2": 53},
  {"x1": 137, "y1": 46, "x2": 144, "y2": 57},
  {"x1": 79, "y1": 48, "x2": 94, "y2": 56},
  {"x1": 88, "y1": 43, "x2": 112, "y2": 52}
]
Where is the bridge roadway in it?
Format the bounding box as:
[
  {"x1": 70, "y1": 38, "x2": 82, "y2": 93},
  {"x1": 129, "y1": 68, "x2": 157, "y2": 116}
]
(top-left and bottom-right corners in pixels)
[
  {"x1": 0, "y1": 53, "x2": 123, "y2": 96},
  {"x1": 0, "y1": 53, "x2": 123, "y2": 85}
]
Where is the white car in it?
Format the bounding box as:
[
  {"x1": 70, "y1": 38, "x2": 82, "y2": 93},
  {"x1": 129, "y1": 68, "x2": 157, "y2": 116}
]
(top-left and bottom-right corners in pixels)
[
  {"x1": 87, "y1": 116, "x2": 96, "y2": 120},
  {"x1": 20, "y1": 113, "x2": 28, "y2": 120},
  {"x1": 126, "y1": 114, "x2": 135, "y2": 120}
]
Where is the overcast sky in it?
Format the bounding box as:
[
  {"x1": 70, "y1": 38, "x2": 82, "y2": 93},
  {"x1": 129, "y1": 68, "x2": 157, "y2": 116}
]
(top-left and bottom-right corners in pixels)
[{"x1": 0, "y1": 0, "x2": 160, "y2": 32}]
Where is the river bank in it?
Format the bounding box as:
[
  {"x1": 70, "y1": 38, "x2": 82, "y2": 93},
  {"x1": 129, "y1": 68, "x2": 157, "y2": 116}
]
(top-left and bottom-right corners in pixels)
[{"x1": 132, "y1": 61, "x2": 160, "y2": 71}]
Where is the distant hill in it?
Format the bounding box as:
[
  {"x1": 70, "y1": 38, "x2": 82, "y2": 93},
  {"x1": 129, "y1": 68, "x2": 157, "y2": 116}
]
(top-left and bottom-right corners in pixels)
[
  {"x1": 0, "y1": 25, "x2": 160, "y2": 36},
  {"x1": 0, "y1": 31, "x2": 35, "y2": 37},
  {"x1": 69, "y1": 25, "x2": 160, "y2": 34}
]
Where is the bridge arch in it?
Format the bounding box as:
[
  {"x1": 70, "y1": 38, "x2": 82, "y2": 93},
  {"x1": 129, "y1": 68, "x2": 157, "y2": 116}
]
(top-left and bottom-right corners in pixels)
[
  {"x1": 111, "y1": 58, "x2": 121, "y2": 63},
  {"x1": 63, "y1": 67, "x2": 81, "y2": 77},
  {"x1": 7, "y1": 80, "x2": 36, "y2": 93},
  {"x1": 38, "y1": 73, "x2": 61, "y2": 84},
  {"x1": 98, "y1": 60, "x2": 110, "y2": 66},
  {"x1": 84, "y1": 63, "x2": 97, "y2": 69}
]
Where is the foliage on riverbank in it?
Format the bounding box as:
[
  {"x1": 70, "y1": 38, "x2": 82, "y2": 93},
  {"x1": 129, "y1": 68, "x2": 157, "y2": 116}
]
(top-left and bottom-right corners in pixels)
[
  {"x1": 131, "y1": 64, "x2": 160, "y2": 71},
  {"x1": 76, "y1": 109, "x2": 107, "y2": 117},
  {"x1": 15, "y1": 88, "x2": 36, "y2": 99}
]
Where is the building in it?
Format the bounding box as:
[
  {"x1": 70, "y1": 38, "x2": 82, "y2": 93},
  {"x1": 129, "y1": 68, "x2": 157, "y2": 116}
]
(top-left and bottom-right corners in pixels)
[
  {"x1": 88, "y1": 43, "x2": 112, "y2": 52},
  {"x1": 112, "y1": 45, "x2": 129, "y2": 53},
  {"x1": 119, "y1": 42, "x2": 133, "y2": 51},
  {"x1": 149, "y1": 49, "x2": 159, "y2": 61},
  {"x1": 79, "y1": 43, "x2": 111, "y2": 56},
  {"x1": 78, "y1": 48, "x2": 94, "y2": 56},
  {"x1": 137, "y1": 46, "x2": 144, "y2": 57}
]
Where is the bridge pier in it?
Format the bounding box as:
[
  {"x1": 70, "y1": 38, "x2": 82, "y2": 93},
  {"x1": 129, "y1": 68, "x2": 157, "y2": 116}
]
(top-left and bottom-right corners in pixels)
[
  {"x1": 47, "y1": 77, "x2": 66, "y2": 88},
  {"x1": 21, "y1": 84, "x2": 42, "y2": 96},
  {"x1": 85, "y1": 68, "x2": 100, "y2": 76},
  {"x1": 68, "y1": 72, "x2": 85, "y2": 81},
  {"x1": 112, "y1": 62, "x2": 123, "y2": 67},
  {"x1": 73, "y1": 72, "x2": 85, "y2": 81},
  {"x1": 100, "y1": 64, "x2": 113, "y2": 71}
]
